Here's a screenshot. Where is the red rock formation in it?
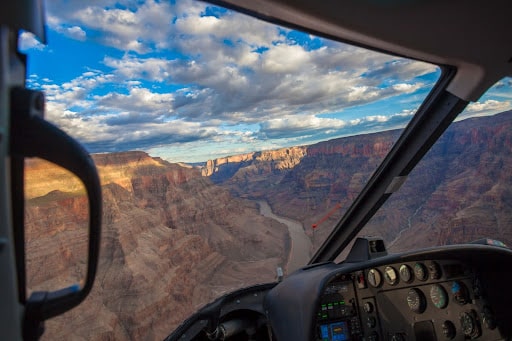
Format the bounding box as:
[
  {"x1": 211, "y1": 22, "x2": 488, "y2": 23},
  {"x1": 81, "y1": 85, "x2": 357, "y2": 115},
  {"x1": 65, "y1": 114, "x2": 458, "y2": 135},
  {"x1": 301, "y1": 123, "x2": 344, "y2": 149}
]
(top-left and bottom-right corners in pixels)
[
  {"x1": 207, "y1": 111, "x2": 512, "y2": 254},
  {"x1": 201, "y1": 146, "x2": 307, "y2": 177},
  {"x1": 25, "y1": 152, "x2": 289, "y2": 340}
]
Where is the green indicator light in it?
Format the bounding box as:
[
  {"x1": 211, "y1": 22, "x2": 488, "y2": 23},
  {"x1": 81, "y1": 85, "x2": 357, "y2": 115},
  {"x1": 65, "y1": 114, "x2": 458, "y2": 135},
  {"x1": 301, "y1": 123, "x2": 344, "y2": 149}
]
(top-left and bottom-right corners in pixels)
[{"x1": 322, "y1": 314, "x2": 328, "y2": 319}]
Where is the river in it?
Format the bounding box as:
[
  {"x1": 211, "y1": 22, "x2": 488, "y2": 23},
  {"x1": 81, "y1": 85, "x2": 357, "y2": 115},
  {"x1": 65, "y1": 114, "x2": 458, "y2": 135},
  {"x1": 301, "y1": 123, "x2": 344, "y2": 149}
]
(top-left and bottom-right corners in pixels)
[{"x1": 257, "y1": 201, "x2": 312, "y2": 273}]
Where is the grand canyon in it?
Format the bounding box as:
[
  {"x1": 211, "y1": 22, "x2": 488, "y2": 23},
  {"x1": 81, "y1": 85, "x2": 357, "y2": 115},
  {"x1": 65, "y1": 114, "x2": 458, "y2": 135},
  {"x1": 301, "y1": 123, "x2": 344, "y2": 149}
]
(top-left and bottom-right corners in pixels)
[{"x1": 25, "y1": 110, "x2": 512, "y2": 339}]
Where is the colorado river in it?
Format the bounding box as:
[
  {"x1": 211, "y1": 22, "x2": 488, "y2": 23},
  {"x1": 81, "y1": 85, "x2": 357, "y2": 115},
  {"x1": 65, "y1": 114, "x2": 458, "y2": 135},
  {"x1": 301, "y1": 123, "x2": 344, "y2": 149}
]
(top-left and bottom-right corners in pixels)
[{"x1": 257, "y1": 201, "x2": 312, "y2": 273}]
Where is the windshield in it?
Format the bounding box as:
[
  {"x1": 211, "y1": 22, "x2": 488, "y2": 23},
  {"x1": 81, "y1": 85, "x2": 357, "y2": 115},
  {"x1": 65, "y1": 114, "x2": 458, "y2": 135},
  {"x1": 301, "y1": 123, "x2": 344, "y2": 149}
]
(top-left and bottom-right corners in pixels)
[
  {"x1": 357, "y1": 78, "x2": 512, "y2": 254},
  {"x1": 20, "y1": 0, "x2": 510, "y2": 339}
]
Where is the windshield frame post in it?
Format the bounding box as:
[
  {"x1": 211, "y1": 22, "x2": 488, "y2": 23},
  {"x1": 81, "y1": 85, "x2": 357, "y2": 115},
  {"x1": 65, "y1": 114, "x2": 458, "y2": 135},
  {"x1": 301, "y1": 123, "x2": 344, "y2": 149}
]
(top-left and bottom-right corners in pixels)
[{"x1": 310, "y1": 68, "x2": 469, "y2": 264}]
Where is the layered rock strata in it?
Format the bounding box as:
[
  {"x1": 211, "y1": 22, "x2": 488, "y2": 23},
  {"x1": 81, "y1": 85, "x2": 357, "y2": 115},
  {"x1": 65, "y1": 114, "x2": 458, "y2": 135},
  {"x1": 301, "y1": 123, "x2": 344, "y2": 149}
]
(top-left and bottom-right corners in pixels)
[{"x1": 25, "y1": 151, "x2": 288, "y2": 340}]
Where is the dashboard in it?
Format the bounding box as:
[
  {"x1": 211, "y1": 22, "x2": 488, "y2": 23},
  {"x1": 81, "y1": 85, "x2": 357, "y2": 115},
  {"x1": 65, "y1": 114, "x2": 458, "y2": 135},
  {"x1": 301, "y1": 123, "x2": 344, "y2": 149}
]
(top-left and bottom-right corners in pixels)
[
  {"x1": 315, "y1": 260, "x2": 498, "y2": 340},
  {"x1": 166, "y1": 243, "x2": 512, "y2": 341}
]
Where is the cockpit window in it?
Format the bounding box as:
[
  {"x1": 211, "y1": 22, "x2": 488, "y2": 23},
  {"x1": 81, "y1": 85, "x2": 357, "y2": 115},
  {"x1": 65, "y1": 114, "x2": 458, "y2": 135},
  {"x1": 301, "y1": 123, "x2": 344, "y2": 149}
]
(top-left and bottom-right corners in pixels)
[
  {"x1": 16, "y1": 0, "x2": 467, "y2": 338},
  {"x1": 358, "y1": 77, "x2": 512, "y2": 254}
]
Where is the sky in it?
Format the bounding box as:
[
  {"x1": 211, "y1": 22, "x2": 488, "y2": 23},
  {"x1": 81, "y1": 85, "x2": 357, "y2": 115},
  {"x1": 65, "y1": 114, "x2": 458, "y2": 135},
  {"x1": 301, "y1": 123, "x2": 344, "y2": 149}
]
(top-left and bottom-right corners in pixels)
[{"x1": 20, "y1": 0, "x2": 512, "y2": 163}]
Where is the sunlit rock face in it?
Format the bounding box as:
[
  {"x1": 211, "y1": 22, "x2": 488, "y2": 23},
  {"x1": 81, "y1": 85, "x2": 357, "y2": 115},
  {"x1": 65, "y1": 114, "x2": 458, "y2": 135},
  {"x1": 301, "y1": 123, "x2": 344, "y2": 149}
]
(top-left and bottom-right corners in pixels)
[
  {"x1": 207, "y1": 111, "x2": 512, "y2": 253},
  {"x1": 201, "y1": 147, "x2": 307, "y2": 178},
  {"x1": 25, "y1": 151, "x2": 288, "y2": 340}
]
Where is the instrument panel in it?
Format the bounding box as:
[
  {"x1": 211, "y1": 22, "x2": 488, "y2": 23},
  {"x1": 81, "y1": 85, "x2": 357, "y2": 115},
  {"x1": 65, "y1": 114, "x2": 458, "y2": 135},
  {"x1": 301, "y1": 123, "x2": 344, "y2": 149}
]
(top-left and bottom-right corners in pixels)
[
  {"x1": 168, "y1": 244, "x2": 512, "y2": 341},
  {"x1": 315, "y1": 259, "x2": 503, "y2": 341}
]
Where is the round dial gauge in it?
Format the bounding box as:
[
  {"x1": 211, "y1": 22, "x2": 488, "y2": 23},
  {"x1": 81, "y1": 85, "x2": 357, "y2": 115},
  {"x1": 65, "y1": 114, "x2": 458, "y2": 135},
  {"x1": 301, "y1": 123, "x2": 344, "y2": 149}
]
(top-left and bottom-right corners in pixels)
[
  {"x1": 427, "y1": 261, "x2": 442, "y2": 280},
  {"x1": 442, "y1": 321, "x2": 456, "y2": 339},
  {"x1": 363, "y1": 302, "x2": 374, "y2": 313},
  {"x1": 367, "y1": 268, "x2": 382, "y2": 287},
  {"x1": 430, "y1": 284, "x2": 448, "y2": 308},
  {"x1": 384, "y1": 266, "x2": 398, "y2": 285},
  {"x1": 460, "y1": 312, "x2": 477, "y2": 337},
  {"x1": 399, "y1": 264, "x2": 413, "y2": 283},
  {"x1": 451, "y1": 281, "x2": 470, "y2": 305},
  {"x1": 414, "y1": 262, "x2": 428, "y2": 281},
  {"x1": 406, "y1": 288, "x2": 426, "y2": 313}
]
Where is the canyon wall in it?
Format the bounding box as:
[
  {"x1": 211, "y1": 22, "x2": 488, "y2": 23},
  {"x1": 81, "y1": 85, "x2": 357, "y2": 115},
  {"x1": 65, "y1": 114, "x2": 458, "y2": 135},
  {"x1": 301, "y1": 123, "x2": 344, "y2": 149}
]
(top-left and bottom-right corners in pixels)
[
  {"x1": 25, "y1": 151, "x2": 289, "y2": 340},
  {"x1": 205, "y1": 111, "x2": 512, "y2": 253},
  {"x1": 25, "y1": 110, "x2": 512, "y2": 340}
]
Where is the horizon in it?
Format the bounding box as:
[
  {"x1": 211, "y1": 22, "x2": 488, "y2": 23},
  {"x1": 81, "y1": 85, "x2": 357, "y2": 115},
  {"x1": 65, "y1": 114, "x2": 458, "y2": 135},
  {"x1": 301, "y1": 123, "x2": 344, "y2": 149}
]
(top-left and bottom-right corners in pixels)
[
  {"x1": 90, "y1": 109, "x2": 512, "y2": 165},
  {"x1": 20, "y1": 0, "x2": 512, "y2": 163}
]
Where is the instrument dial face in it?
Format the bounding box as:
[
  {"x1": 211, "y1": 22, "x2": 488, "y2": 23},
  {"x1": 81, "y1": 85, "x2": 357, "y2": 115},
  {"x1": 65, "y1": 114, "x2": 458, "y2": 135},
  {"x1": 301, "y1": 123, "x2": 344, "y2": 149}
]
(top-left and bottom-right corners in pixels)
[
  {"x1": 406, "y1": 288, "x2": 426, "y2": 313},
  {"x1": 451, "y1": 281, "x2": 470, "y2": 305},
  {"x1": 384, "y1": 266, "x2": 398, "y2": 285},
  {"x1": 460, "y1": 312, "x2": 476, "y2": 336},
  {"x1": 399, "y1": 264, "x2": 413, "y2": 283},
  {"x1": 428, "y1": 261, "x2": 442, "y2": 280},
  {"x1": 367, "y1": 268, "x2": 382, "y2": 288},
  {"x1": 442, "y1": 320, "x2": 456, "y2": 339},
  {"x1": 430, "y1": 284, "x2": 448, "y2": 309},
  {"x1": 414, "y1": 262, "x2": 428, "y2": 281},
  {"x1": 363, "y1": 302, "x2": 374, "y2": 313}
]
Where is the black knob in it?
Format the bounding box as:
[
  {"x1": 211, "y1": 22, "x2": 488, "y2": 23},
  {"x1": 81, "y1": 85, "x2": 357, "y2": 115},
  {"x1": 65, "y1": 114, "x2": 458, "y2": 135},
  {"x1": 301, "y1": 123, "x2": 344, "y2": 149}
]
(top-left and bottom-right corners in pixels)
[
  {"x1": 363, "y1": 301, "x2": 374, "y2": 313},
  {"x1": 442, "y1": 320, "x2": 456, "y2": 339}
]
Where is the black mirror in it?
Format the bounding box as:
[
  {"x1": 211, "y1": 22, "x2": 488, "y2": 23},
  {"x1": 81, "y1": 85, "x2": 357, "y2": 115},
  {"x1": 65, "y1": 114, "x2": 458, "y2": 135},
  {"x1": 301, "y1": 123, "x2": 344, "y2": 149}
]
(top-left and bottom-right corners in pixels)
[{"x1": 10, "y1": 88, "x2": 102, "y2": 340}]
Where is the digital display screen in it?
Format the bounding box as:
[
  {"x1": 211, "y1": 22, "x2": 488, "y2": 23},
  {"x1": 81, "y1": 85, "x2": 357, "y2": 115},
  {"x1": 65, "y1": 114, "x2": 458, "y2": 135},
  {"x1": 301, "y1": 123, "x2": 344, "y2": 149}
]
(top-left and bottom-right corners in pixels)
[{"x1": 319, "y1": 321, "x2": 350, "y2": 341}]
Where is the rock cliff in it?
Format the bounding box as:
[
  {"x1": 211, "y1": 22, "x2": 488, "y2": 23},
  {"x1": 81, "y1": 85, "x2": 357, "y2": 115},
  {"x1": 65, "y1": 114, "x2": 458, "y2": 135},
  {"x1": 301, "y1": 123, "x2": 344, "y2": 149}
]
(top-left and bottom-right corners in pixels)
[
  {"x1": 206, "y1": 111, "x2": 512, "y2": 254},
  {"x1": 25, "y1": 110, "x2": 512, "y2": 340},
  {"x1": 25, "y1": 151, "x2": 289, "y2": 340},
  {"x1": 202, "y1": 147, "x2": 307, "y2": 178}
]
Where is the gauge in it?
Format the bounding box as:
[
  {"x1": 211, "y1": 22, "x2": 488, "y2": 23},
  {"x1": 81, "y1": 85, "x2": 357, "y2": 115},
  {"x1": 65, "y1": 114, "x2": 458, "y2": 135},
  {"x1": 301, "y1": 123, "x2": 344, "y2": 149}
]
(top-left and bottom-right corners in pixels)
[
  {"x1": 367, "y1": 268, "x2": 382, "y2": 287},
  {"x1": 414, "y1": 262, "x2": 428, "y2": 281},
  {"x1": 363, "y1": 301, "x2": 374, "y2": 313},
  {"x1": 442, "y1": 321, "x2": 456, "y2": 339},
  {"x1": 482, "y1": 306, "x2": 496, "y2": 330},
  {"x1": 460, "y1": 311, "x2": 480, "y2": 338},
  {"x1": 366, "y1": 316, "x2": 376, "y2": 328},
  {"x1": 384, "y1": 266, "x2": 398, "y2": 285},
  {"x1": 430, "y1": 284, "x2": 448, "y2": 308},
  {"x1": 406, "y1": 288, "x2": 426, "y2": 313},
  {"x1": 427, "y1": 261, "x2": 442, "y2": 280},
  {"x1": 451, "y1": 281, "x2": 470, "y2": 305},
  {"x1": 399, "y1": 264, "x2": 412, "y2": 283}
]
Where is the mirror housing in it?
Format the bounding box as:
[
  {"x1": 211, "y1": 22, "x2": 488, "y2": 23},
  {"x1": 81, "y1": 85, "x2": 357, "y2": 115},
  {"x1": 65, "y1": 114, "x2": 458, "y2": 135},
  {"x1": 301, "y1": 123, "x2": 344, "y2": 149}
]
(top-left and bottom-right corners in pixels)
[{"x1": 10, "y1": 88, "x2": 102, "y2": 339}]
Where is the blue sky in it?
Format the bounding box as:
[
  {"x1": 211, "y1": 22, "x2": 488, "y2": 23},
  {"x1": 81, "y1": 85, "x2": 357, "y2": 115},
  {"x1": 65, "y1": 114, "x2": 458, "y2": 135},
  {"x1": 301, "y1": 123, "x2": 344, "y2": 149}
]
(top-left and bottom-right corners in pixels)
[{"x1": 20, "y1": 0, "x2": 512, "y2": 163}]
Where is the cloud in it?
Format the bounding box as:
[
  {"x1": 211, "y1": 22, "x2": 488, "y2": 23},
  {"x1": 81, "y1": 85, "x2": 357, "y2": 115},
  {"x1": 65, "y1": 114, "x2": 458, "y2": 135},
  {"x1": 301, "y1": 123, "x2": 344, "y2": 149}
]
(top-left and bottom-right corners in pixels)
[
  {"x1": 95, "y1": 88, "x2": 174, "y2": 125},
  {"x1": 103, "y1": 56, "x2": 171, "y2": 82},
  {"x1": 33, "y1": 0, "x2": 448, "y2": 161},
  {"x1": 261, "y1": 115, "x2": 348, "y2": 138},
  {"x1": 19, "y1": 32, "x2": 45, "y2": 51},
  {"x1": 100, "y1": 48, "x2": 431, "y2": 127},
  {"x1": 45, "y1": 0, "x2": 177, "y2": 53},
  {"x1": 259, "y1": 108, "x2": 417, "y2": 141},
  {"x1": 363, "y1": 59, "x2": 437, "y2": 82},
  {"x1": 174, "y1": 5, "x2": 280, "y2": 48},
  {"x1": 61, "y1": 26, "x2": 87, "y2": 41},
  {"x1": 461, "y1": 99, "x2": 511, "y2": 119}
]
